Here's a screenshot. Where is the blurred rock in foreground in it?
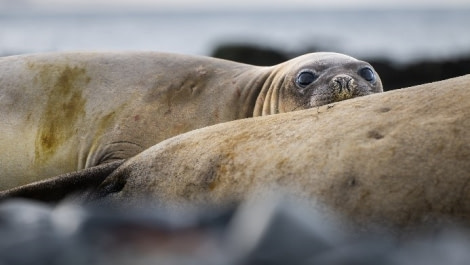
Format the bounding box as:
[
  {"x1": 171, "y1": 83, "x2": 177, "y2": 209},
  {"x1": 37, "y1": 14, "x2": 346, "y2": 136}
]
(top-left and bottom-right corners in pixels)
[
  {"x1": 212, "y1": 43, "x2": 470, "y2": 91},
  {"x1": 1, "y1": 197, "x2": 470, "y2": 265}
]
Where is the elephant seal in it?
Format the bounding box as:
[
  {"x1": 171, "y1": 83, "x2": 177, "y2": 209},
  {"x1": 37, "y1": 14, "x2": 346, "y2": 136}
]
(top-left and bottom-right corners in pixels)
[
  {"x1": 1, "y1": 75, "x2": 470, "y2": 231},
  {"x1": 0, "y1": 51, "x2": 382, "y2": 190},
  {"x1": 85, "y1": 75, "x2": 468, "y2": 230}
]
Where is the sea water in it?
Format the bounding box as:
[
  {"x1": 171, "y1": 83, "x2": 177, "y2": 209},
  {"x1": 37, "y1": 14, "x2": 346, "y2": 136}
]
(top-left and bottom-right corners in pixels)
[{"x1": 0, "y1": 9, "x2": 469, "y2": 63}]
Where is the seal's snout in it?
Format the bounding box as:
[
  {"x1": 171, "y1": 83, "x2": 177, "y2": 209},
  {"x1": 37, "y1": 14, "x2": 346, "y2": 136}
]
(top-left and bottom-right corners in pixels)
[
  {"x1": 331, "y1": 74, "x2": 354, "y2": 92},
  {"x1": 330, "y1": 74, "x2": 357, "y2": 100}
]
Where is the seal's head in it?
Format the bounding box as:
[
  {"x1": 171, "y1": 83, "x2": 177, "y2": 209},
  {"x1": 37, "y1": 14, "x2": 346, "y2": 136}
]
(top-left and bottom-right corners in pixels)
[{"x1": 255, "y1": 52, "x2": 383, "y2": 115}]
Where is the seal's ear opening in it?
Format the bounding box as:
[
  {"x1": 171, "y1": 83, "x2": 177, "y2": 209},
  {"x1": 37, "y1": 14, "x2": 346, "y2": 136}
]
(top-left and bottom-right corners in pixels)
[
  {"x1": 91, "y1": 167, "x2": 130, "y2": 200},
  {"x1": 0, "y1": 160, "x2": 124, "y2": 204}
]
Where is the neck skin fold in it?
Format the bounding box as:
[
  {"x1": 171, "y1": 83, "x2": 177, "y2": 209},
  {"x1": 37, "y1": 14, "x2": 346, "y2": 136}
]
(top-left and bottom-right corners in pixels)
[
  {"x1": 252, "y1": 66, "x2": 283, "y2": 117},
  {"x1": 234, "y1": 66, "x2": 273, "y2": 118}
]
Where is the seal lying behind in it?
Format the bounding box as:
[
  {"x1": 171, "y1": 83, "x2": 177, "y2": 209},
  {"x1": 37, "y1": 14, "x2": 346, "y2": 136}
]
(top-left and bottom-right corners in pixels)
[
  {"x1": 0, "y1": 51, "x2": 382, "y2": 190},
  {"x1": 88, "y1": 75, "x2": 469, "y2": 229}
]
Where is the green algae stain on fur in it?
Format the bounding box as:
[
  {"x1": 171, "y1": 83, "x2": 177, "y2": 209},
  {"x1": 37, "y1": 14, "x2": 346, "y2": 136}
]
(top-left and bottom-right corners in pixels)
[{"x1": 32, "y1": 63, "x2": 90, "y2": 165}]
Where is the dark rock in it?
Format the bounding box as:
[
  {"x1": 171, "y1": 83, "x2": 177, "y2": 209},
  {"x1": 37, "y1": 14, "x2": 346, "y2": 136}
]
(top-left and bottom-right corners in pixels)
[
  {"x1": 367, "y1": 57, "x2": 470, "y2": 90},
  {"x1": 212, "y1": 43, "x2": 289, "y2": 66}
]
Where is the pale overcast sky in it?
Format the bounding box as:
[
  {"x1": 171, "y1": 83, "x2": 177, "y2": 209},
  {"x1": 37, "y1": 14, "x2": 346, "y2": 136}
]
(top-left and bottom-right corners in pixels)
[{"x1": 3, "y1": 0, "x2": 470, "y2": 11}]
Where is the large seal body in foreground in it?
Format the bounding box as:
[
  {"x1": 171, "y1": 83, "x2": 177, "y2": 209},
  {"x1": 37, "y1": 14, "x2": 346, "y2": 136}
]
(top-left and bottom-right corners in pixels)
[
  {"x1": 0, "y1": 51, "x2": 382, "y2": 189},
  {"x1": 88, "y1": 75, "x2": 469, "y2": 229}
]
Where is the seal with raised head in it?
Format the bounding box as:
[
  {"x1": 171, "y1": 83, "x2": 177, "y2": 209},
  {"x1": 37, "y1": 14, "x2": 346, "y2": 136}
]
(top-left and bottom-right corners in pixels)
[{"x1": 0, "y1": 51, "x2": 382, "y2": 189}]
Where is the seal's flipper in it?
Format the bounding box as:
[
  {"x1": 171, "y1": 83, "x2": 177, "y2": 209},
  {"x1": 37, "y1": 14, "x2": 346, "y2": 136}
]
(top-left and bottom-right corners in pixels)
[{"x1": 0, "y1": 160, "x2": 124, "y2": 203}]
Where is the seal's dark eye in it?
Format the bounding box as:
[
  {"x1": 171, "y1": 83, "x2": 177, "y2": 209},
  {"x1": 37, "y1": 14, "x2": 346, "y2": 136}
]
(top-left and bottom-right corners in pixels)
[
  {"x1": 359, "y1": 67, "x2": 375, "y2": 82},
  {"x1": 296, "y1": 71, "x2": 317, "y2": 88}
]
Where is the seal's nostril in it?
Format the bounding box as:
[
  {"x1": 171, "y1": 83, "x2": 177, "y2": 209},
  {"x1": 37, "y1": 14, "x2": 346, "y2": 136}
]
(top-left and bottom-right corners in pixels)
[
  {"x1": 345, "y1": 79, "x2": 354, "y2": 91},
  {"x1": 335, "y1": 80, "x2": 344, "y2": 92}
]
